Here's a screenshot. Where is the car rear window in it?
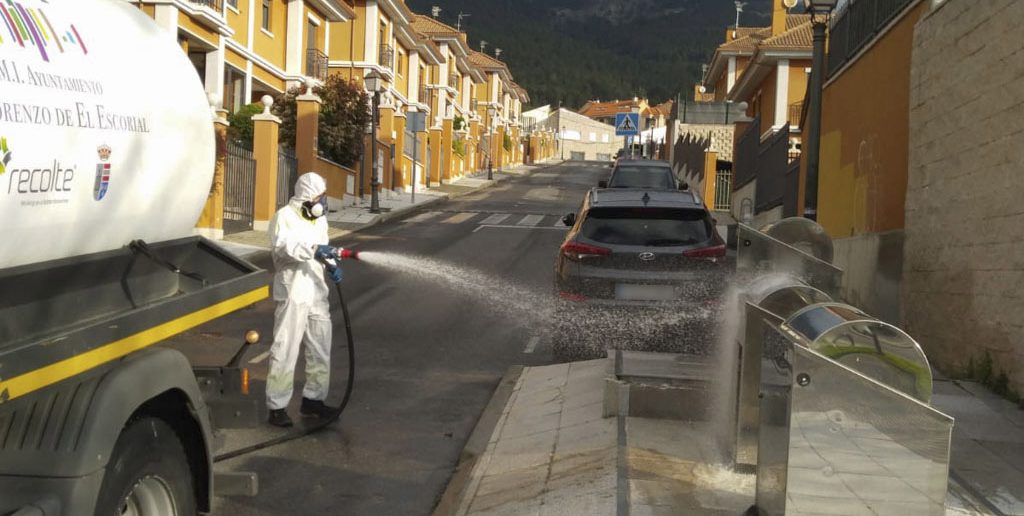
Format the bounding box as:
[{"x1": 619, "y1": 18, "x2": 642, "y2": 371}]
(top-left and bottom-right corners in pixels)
[
  {"x1": 580, "y1": 207, "x2": 712, "y2": 247},
  {"x1": 608, "y1": 167, "x2": 675, "y2": 189}
]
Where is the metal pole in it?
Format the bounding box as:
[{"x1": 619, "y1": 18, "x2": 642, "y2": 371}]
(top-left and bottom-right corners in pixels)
[
  {"x1": 370, "y1": 91, "x2": 381, "y2": 213},
  {"x1": 804, "y1": 20, "x2": 827, "y2": 221}
]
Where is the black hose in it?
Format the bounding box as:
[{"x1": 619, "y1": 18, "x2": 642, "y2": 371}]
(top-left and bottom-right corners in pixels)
[{"x1": 213, "y1": 281, "x2": 355, "y2": 463}]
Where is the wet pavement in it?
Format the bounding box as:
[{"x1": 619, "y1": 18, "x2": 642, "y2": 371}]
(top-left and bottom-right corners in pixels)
[{"x1": 163, "y1": 160, "x2": 612, "y2": 515}]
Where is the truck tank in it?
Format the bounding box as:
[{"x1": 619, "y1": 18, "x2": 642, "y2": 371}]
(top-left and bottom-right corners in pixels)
[{"x1": 0, "y1": 0, "x2": 215, "y2": 269}]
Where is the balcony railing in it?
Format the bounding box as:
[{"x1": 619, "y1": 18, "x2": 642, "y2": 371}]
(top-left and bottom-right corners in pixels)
[
  {"x1": 305, "y1": 48, "x2": 328, "y2": 81},
  {"x1": 187, "y1": 0, "x2": 223, "y2": 11},
  {"x1": 827, "y1": 0, "x2": 915, "y2": 78},
  {"x1": 788, "y1": 101, "x2": 804, "y2": 128},
  {"x1": 450, "y1": 74, "x2": 460, "y2": 89},
  {"x1": 419, "y1": 85, "x2": 431, "y2": 105},
  {"x1": 379, "y1": 44, "x2": 395, "y2": 71}
]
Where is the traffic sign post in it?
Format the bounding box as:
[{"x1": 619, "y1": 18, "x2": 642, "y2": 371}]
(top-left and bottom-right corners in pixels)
[{"x1": 615, "y1": 112, "x2": 640, "y2": 158}]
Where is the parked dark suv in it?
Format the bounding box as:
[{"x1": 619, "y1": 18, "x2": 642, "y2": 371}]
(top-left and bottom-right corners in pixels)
[
  {"x1": 553, "y1": 188, "x2": 727, "y2": 361},
  {"x1": 600, "y1": 159, "x2": 685, "y2": 191}
]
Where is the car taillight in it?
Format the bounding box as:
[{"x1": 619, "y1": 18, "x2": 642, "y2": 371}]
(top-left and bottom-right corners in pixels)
[
  {"x1": 683, "y1": 244, "x2": 726, "y2": 260},
  {"x1": 559, "y1": 291, "x2": 587, "y2": 302},
  {"x1": 561, "y1": 241, "x2": 611, "y2": 261}
]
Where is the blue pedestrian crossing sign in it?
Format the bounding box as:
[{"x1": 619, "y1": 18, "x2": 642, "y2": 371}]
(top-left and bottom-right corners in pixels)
[{"x1": 615, "y1": 112, "x2": 640, "y2": 136}]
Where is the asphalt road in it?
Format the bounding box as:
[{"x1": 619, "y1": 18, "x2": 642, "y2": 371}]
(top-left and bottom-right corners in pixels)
[{"x1": 166, "y1": 160, "x2": 611, "y2": 515}]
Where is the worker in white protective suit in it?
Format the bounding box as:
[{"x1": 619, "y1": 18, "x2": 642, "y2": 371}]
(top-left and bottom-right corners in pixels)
[{"x1": 266, "y1": 172, "x2": 342, "y2": 428}]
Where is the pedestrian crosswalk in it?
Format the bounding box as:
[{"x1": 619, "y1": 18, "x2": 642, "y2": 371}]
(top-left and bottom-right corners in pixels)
[{"x1": 403, "y1": 210, "x2": 570, "y2": 230}]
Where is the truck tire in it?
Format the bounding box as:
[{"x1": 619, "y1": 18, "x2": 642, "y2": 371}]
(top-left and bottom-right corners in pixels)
[{"x1": 94, "y1": 417, "x2": 197, "y2": 516}]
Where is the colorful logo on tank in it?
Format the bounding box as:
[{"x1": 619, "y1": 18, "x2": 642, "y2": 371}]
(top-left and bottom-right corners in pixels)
[
  {"x1": 0, "y1": 136, "x2": 10, "y2": 175},
  {"x1": 93, "y1": 144, "x2": 110, "y2": 201},
  {"x1": 0, "y1": 0, "x2": 88, "y2": 62}
]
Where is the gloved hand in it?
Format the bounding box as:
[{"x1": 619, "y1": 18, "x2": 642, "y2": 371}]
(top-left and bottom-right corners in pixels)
[
  {"x1": 327, "y1": 266, "x2": 343, "y2": 284},
  {"x1": 315, "y1": 245, "x2": 337, "y2": 261}
]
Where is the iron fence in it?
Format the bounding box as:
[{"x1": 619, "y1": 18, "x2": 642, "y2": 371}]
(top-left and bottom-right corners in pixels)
[
  {"x1": 224, "y1": 141, "x2": 255, "y2": 234},
  {"x1": 828, "y1": 0, "x2": 915, "y2": 77},
  {"x1": 276, "y1": 146, "x2": 298, "y2": 209},
  {"x1": 788, "y1": 101, "x2": 804, "y2": 128},
  {"x1": 671, "y1": 132, "x2": 712, "y2": 182},
  {"x1": 754, "y1": 124, "x2": 791, "y2": 214},
  {"x1": 714, "y1": 168, "x2": 733, "y2": 211},
  {"x1": 733, "y1": 116, "x2": 761, "y2": 190},
  {"x1": 305, "y1": 48, "x2": 328, "y2": 81},
  {"x1": 419, "y1": 85, "x2": 431, "y2": 106},
  {"x1": 379, "y1": 44, "x2": 395, "y2": 71}
]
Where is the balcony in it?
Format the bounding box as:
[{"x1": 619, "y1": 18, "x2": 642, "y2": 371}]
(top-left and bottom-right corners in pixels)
[
  {"x1": 419, "y1": 85, "x2": 431, "y2": 105},
  {"x1": 379, "y1": 44, "x2": 395, "y2": 71},
  {"x1": 449, "y1": 74, "x2": 460, "y2": 89},
  {"x1": 305, "y1": 48, "x2": 328, "y2": 81},
  {"x1": 788, "y1": 101, "x2": 804, "y2": 129},
  {"x1": 187, "y1": 0, "x2": 222, "y2": 10}
]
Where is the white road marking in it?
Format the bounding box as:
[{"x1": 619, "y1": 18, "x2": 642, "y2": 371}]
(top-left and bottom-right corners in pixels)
[
  {"x1": 405, "y1": 211, "x2": 443, "y2": 223},
  {"x1": 524, "y1": 337, "x2": 540, "y2": 354},
  {"x1": 248, "y1": 351, "x2": 272, "y2": 364},
  {"x1": 441, "y1": 212, "x2": 478, "y2": 224},
  {"x1": 480, "y1": 213, "x2": 511, "y2": 225},
  {"x1": 472, "y1": 224, "x2": 569, "y2": 233},
  {"x1": 516, "y1": 214, "x2": 544, "y2": 226},
  {"x1": 553, "y1": 218, "x2": 568, "y2": 227}
]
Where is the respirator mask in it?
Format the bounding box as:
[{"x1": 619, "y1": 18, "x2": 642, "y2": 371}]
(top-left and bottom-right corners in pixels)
[{"x1": 302, "y1": 195, "x2": 329, "y2": 220}]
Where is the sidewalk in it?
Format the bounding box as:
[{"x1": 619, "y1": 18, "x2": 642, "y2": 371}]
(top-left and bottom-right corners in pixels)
[
  {"x1": 217, "y1": 159, "x2": 561, "y2": 259},
  {"x1": 436, "y1": 354, "x2": 1023, "y2": 515}
]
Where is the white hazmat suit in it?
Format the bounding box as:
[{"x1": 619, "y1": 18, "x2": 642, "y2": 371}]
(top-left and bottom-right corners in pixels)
[{"x1": 266, "y1": 172, "x2": 333, "y2": 411}]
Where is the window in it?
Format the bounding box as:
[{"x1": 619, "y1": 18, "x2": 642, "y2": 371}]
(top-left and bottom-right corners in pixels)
[
  {"x1": 581, "y1": 208, "x2": 711, "y2": 247},
  {"x1": 398, "y1": 50, "x2": 406, "y2": 77},
  {"x1": 227, "y1": 0, "x2": 238, "y2": 9},
  {"x1": 307, "y1": 19, "x2": 318, "y2": 51},
  {"x1": 261, "y1": 0, "x2": 271, "y2": 32},
  {"x1": 602, "y1": 133, "x2": 610, "y2": 143}
]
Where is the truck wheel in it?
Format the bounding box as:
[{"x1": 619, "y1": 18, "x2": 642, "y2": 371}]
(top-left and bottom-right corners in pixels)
[{"x1": 95, "y1": 417, "x2": 197, "y2": 516}]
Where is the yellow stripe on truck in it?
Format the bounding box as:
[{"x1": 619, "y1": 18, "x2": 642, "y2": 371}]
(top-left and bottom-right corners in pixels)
[{"x1": 0, "y1": 286, "x2": 269, "y2": 402}]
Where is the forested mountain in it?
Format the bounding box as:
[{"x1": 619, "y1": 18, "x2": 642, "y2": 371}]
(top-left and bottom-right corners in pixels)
[{"x1": 407, "y1": 0, "x2": 771, "y2": 109}]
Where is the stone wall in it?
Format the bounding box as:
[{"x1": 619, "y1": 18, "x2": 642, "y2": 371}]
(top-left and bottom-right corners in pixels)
[{"x1": 904, "y1": 0, "x2": 1024, "y2": 393}]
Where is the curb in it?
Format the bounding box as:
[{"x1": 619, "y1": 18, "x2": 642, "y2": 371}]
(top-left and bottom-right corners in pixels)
[{"x1": 431, "y1": 365, "x2": 524, "y2": 516}]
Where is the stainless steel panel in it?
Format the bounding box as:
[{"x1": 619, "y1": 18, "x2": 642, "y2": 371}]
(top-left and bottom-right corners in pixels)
[
  {"x1": 754, "y1": 327, "x2": 953, "y2": 516},
  {"x1": 737, "y1": 224, "x2": 843, "y2": 298},
  {"x1": 735, "y1": 276, "x2": 832, "y2": 467}
]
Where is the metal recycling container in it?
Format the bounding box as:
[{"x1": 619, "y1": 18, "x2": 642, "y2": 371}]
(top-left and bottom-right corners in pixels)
[
  {"x1": 737, "y1": 218, "x2": 842, "y2": 298},
  {"x1": 752, "y1": 302, "x2": 953, "y2": 515},
  {"x1": 732, "y1": 275, "x2": 832, "y2": 467}
]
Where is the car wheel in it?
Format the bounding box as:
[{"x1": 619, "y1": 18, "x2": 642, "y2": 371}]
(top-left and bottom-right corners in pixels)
[{"x1": 95, "y1": 417, "x2": 197, "y2": 516}]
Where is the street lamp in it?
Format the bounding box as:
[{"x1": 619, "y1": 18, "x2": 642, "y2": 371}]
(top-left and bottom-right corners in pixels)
[
  {"x1": 365, "y1": 70, "x2": 385, "y2": 213},
  {"x1": 803, "y1": 0, "x2": 837, "y2": 220},
  {"x1": 486, "y1": 105, "x2": 496, "y2": 180}
]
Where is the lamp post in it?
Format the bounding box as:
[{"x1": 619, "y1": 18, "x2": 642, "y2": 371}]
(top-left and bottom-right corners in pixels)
[
  {"x1": 560, "y1": 125, "x2": 566, "y2": 160},
  {"x1": 486, "y1": 105, "x2": 496, "y2": 180},
  {"x1": 803, "y1": 0, "x2": 836, "y2": 221},
  {"x1": 365, "y1": 70, "x2": 385, "y2": 213}
]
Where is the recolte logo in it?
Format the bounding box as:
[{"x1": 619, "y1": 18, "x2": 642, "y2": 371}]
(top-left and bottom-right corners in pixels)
[{"x1": 0, "y1": 137, "x2": 10, "y2": 175}]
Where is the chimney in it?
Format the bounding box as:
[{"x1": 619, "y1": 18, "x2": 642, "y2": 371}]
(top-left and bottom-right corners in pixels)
[{"x1": 772, "y1": 0, "x2": 788, "y2": 37}]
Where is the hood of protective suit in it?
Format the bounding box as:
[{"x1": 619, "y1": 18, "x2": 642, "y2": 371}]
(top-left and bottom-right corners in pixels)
[{"x1": 292, "y1": 172, "x2": 327, "y2": 203}]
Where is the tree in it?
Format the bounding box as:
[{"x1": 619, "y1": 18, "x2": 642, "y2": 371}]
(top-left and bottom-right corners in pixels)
[
  {"x1": 226, "y1": 103, "x2": 263, "y2": 146},
  {"x1": 273, "y1": 75, "x2": 371, "y2": 167}
]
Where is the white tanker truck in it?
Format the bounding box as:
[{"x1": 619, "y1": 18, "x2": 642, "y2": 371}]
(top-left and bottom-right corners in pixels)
[{"x1": 0, "y1": 1, "x2": 270, "y2": 513}]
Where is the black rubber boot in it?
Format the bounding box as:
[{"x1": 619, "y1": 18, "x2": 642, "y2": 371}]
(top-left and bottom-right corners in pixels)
[
  {"x1": 268, "y1": 409, "x2": 294, "y2": 428},
  {"x1": 300, "y1": 398, "x2": 339, "y2": 419}
]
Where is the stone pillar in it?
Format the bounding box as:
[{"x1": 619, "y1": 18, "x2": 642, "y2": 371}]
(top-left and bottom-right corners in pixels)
[
  {"x1": 703, "y1": 151, "x2": 719, "y2": 204},
  {"x1": 195, "y1": 107, "x2": 229, "y2": 239},
  {"x1": 428, "y1": 127, "x2": 442, "y2": 187},
  {"x1": 379, "y1": 99, "x2": 396, "y2": 190},
  {"x1": 393, "y1": 108, "x2": 407, "y2": 190},
  {"x1": 441, "y1": 117, "x2": 454, "y2": 182},
  {"x1": 252, "y1": 96, "x2": 281, "y2": 232},
  {"x1": 295, "y1": 81, "x2": 322, "y2": 175}
]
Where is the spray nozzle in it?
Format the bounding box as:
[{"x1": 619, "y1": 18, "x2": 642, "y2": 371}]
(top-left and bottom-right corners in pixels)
[{"x1": 338, "y1": 248, "x2": 360, "y2": 260}]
